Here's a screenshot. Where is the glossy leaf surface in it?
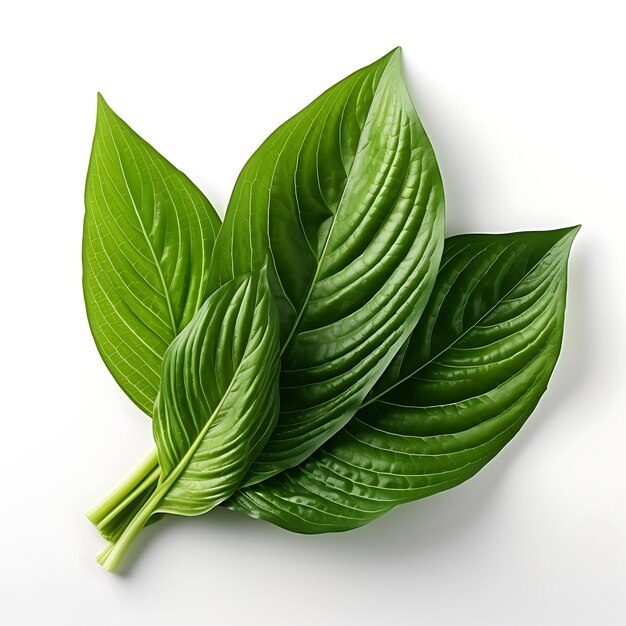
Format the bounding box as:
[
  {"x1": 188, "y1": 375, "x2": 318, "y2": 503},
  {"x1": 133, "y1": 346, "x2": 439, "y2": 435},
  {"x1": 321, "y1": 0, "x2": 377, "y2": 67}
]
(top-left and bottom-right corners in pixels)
[
  {"x1": 227, "y1": 228, "x2": 579, "y2": 532},
  {"x1": 153, "y1": 268, "x2": 281, "y2": 515},
  {"x1": 83, "y1": 95, "x2": 221, "y2": 415},
  {"x1": 97, "y1": 270, "x2": 280, "y2": 571},
  {"x1": 210, "y1": 48, "x2": 445, "y2": 484}
]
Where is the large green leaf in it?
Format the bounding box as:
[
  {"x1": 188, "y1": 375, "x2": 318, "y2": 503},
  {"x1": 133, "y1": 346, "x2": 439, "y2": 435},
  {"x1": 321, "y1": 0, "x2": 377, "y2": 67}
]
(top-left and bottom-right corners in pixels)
[
  {"x1": 227, "y1": 227, "x2": 579, "y2": 532},
  {"x1": 97, "y1": 269, "x2": 280, "y2": 571},
  {"x1": 83, "y1": 95, "x2": 221, "y2": 416},
  {"x1": 210, "y1": 48, "x2": 445, "y2": 484}
]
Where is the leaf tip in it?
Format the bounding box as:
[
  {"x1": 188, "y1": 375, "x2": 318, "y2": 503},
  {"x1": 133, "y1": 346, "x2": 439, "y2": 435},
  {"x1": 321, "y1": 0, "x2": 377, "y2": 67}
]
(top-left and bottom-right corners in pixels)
[
  {"x1": 372, "y1": 47, "x2": 402, "y2": 73},
  {"x1": 95, "y1": 92, "x2": 115, "y2": 123},
  {"x1": 96, "y1": 92, "x2": 108, "y2": 110},
  {"x1": 562, "y1": 224, "x2": 582, "y2": 243},
  {"x1": 384, "y1": 46, "x2": 402, "y2": 66},
  {"x1": 552, "y1": 224, "x2": 581, "y2": 257}
]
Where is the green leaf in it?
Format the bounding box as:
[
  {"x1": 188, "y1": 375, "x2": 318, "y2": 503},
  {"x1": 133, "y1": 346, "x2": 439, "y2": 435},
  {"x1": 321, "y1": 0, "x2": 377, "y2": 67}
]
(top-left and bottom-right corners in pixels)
[
  {"x1": 154, "y1": 268, "x2": 281, "y2": 515},
  {"x1": 97, "y1": 269, "x2": 281, "y2": 571},
  {"x1": 83, "y1": 95, "x2": 221, "y2": 416},
  {"x1": 227, "y1": 227, "x2": 579, "y2": 532},
  {"x1": 210, "y1": 48, "x2": 445, "y2": 484}
]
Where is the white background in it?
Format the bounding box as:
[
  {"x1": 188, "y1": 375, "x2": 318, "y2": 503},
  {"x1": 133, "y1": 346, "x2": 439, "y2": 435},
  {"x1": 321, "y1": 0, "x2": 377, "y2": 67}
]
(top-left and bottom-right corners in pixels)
[{"x1": 1, "y1": 1, "x2": 624, "y2": 624}]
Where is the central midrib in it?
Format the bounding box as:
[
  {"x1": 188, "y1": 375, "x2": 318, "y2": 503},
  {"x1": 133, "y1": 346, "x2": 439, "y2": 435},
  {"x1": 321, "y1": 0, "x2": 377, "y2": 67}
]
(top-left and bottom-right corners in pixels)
[
  {"x1": 278, "y1": 62, "x2": 393, "y2": 360},
  {"x1": 157, "y1": 331, "x2": 248, "y2": 508},
  {"x1": 103, "y1": 113, "x2": 179, "y2": 337},
  {"x1": 361, "y1": 237, "x2": 565, "y2": 408}
]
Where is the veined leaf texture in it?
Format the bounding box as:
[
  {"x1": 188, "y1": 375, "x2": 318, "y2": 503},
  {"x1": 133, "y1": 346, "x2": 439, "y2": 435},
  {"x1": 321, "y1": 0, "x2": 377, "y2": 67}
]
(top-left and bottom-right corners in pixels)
[
  {"x1": 83, "y1": 50, "x2": 579, "y2": 571},
  {"x1": 83, "y1": 96, "x2": 221, "y2": 415},
  {"x1": 209, "y1": 48, "x2": 445, "y2": 483},
  {"x1": 227, "y1": 229, "x2": 578, "y2": 531}
]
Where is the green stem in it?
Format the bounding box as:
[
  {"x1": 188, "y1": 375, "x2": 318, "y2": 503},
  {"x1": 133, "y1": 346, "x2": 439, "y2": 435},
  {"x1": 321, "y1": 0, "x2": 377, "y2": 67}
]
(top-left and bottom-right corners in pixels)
[
  {"x1": 95, "y1": 363, "x2": 241, "y2": 570},
  {"x1": 96, "y1": 478, "x2": 167, "y2": 572},
  {"x1": 96, "y1": 466, "x2": 161, "y2": 532},
  {"x1": 86, "y1": 449, "x2": 159, "y2": 527}
]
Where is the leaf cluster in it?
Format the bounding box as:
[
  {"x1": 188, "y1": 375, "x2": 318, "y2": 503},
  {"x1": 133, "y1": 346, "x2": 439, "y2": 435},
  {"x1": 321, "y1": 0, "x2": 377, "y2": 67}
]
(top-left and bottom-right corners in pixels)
[{"x1": 83, "y1": 48, "x2": 578, "y2": 571}]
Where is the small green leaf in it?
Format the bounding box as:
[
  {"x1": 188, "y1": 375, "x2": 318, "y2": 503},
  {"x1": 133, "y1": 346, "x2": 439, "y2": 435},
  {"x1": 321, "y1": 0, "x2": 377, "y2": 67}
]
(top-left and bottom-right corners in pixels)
[
  {"x1": 83, "y1": 95, "x2": 221, "y2": 415},
  {"x1": 97, "y1": 269, "x2": 280, "y2": 571},
  {"x1": 227, "y1": 227, "x2": 579, "y2": 532},
  {"x1": 211, "y1": 48, "x2": 445, "y2": 483},
  {"x1": 154, "y1": 268, "x2": 281, "y2": 515}
]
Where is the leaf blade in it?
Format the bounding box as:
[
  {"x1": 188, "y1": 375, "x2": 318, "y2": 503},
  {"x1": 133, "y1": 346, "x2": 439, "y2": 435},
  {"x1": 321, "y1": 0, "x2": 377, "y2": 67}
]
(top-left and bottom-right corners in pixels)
[
  {"x1": 83, "y1": 95, "x2": 221, "y2": 415},
  {"x1": 227, "y1": 227, "x2": 579, "y2": 531},
  {"x1": 153, "y1": 269, "x2": 281, "y2": 515},
  {"x1": 210, "y1": 49, "x2": 445, "y2": 483}
]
